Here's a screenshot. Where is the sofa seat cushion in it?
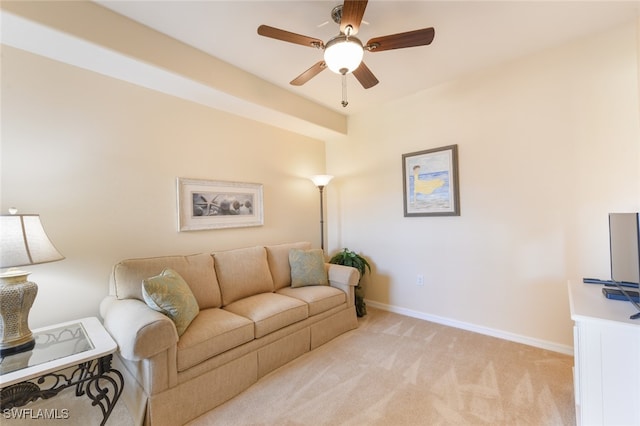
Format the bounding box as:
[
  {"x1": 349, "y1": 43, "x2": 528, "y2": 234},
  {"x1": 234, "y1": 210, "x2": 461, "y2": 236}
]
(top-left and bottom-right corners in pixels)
[
  {"x1": 176, "y1": 308, "x2": 254, "y2": 372},
  {"x1": 277, "y1": 286, "x2": 346, "y2": 316},
  {"x1": 223, "y1": 293, "x2": 308, "y2": 338}
]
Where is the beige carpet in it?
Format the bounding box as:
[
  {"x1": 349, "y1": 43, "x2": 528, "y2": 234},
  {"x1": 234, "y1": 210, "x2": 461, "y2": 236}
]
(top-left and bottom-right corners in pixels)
[
  {"x1": 188, "y1": 307, "x2": 575, "y2": 426},
  {"x1": 3, "y1": 308, "x2": 575, "y2": 425}
]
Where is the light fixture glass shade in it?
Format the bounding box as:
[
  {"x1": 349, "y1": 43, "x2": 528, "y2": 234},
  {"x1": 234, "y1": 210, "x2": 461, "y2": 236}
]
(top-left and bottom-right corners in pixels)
[
  {"x1": 0, "y1": 214, "x2": 64, "y2": 269},
  {"x1": 323, "y1": 36, "x2": 364, "y2": 75},
  {"x1": 310, "y1": 175, "x2": 334, "y2": 187}
]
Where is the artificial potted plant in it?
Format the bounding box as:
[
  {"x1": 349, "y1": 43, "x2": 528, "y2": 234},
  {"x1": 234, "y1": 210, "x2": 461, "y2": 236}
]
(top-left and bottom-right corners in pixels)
[{"x1": 329, "y1": 248, "x2": 371, "y2": 317}]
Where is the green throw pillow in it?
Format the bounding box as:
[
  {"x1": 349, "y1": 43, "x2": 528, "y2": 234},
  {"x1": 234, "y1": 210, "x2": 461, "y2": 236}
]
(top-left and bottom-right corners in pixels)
[
  {"x1": 142, "y1": 268, "x2": 199, "y2": 336},
  {"x1": 289, "y1": 248, "x2": 328, "y2": 288}
]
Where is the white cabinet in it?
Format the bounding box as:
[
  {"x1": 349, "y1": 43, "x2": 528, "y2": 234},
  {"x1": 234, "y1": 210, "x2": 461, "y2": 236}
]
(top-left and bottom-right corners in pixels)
[{"x1": 568, "y1": 280, "x2": 640, "y2": 426}]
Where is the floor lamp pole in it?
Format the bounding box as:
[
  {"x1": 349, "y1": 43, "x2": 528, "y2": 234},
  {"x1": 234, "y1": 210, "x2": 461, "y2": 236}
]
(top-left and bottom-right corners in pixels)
[
  {"x1": 310, "y1": 175, "x2": 333, "y2": 253},
  {"x1": 318, "y1": 185, "x2": 325, "y2": 252}
]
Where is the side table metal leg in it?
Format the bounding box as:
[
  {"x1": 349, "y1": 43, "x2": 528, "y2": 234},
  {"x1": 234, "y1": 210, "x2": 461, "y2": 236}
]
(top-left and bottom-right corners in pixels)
[
  {"x1": 85, "y1": 356, "x2": 124, "y2": 426},
  {"x1": 74, "y1": 361, "x2": 92, "y2": 397}
]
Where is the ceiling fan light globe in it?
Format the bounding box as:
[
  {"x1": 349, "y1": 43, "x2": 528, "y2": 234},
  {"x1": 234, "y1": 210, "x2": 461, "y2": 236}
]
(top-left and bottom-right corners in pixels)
[{"x1": 323, "y1": 35, "x2": 364, "y2": 75}]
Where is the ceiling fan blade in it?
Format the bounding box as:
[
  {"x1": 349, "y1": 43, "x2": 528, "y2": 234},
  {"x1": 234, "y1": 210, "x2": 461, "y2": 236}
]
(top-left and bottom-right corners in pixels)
[
  {"x1": 258, "y1": 25, "x2": 324, "y2": 49},
  {"x1": 353, "y1": 62, "x2": 378, "y2": 89},
  {"x1": 290, "y1": 61, "x2": 327, "y2": 86},
  {"x1": 340, "y1": 0, "x2": 368, "y2": 35},
  {"x1": 366, "y1": 27, "x2": 435, "y2": 52}
]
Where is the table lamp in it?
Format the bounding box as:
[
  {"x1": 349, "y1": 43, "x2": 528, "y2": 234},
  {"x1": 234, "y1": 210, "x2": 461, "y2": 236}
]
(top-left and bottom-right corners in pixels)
[{"x1": 0, "y1": 210, "x2": 64, "y2": 356}]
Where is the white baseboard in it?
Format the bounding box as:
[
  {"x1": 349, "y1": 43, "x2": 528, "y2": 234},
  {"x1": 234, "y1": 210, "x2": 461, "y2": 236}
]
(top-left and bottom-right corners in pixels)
[{"x1": 364, "y1": 299, "x2": 574, "y2": 356}]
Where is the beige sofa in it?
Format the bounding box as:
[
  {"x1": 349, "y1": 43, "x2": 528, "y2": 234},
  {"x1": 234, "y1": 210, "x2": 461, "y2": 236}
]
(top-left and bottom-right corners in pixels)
[{"x1": 99, "y1": 242, "x2": 359, "y2": 425}]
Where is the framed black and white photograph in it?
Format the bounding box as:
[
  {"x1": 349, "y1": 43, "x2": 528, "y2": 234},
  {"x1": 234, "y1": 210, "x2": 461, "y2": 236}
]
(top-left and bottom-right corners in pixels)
[
  {"x1": 402, "y1": 145, "x2": 460, "y2": 217},
  {"x1": 177, "y1": 178, "x2": 264, "y2": 231}
]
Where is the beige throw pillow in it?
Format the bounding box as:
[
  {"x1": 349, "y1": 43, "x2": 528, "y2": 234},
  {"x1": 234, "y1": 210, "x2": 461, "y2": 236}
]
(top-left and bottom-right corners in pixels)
[
  {"x1": 289, "y1": 248, "x2": 328, "y2": 288},
  {"x1": 142, "y1": 268, "x2": 199, "y2": 336}
]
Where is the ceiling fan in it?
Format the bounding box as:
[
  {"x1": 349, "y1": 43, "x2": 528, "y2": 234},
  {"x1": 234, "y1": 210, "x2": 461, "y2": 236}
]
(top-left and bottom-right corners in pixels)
[{"x1": 257, "y1": 0, "x2": 435, "y2": 107}]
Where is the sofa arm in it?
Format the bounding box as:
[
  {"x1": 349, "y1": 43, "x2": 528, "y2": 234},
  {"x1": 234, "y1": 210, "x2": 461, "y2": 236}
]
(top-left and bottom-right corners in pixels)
[
  {"x1": 100, "y1": 296, "x2": 178, "y2": 361},
  {"x1": 326, "y1": 263, "x2": 359, "y2": 306},
  {"x1": 327, "y1": 263, "x2": 360, "y2": 286}
]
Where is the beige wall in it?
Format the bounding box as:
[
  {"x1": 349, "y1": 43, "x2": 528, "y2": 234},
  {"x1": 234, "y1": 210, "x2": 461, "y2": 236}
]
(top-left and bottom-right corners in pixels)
[
  {"x1": 2, "y1": 10, "x2": 639, "y2": 353},
  {"x1": 1, "y1": 46, "x2": 327, "y2": 328},
  {"x1": 326, "y1": 22, "x2": 640, "y2": 351}
]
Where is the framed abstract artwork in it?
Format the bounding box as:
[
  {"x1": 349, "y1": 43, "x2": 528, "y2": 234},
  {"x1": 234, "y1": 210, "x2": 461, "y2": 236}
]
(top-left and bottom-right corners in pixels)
[
  {"x1": 402, "y1": 145, "x2": 460, "y2": 217},
  {"x1": 177, "y1": 178, "x2": 264, "y2": 231}
]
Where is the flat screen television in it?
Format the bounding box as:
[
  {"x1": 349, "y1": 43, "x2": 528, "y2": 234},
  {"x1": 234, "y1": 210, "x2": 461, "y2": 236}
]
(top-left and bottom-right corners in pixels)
[{"x1": 609, "y1": 212, "x2": 640, "y2": 284}]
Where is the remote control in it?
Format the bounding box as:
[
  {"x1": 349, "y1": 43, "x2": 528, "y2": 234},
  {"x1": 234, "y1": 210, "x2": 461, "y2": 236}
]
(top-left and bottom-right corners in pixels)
[{"x1": 602, "y1": 288, "x2": 640, "y2": 303}]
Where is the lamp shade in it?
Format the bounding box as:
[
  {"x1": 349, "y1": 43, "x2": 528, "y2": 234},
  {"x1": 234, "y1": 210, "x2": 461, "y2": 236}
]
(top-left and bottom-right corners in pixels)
[
  {"x1": 0, "y1": 214, "x2": 64, "y2": 269},
  {"x1": 323, "y1": 35, "x2": 364, "y2": 75},
  {"x1": 310, "y1": 175, "x2": 334, "y2": 187}
]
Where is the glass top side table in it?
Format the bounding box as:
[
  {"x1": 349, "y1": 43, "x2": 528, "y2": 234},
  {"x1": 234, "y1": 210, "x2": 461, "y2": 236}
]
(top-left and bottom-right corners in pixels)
[{"x1": 0, "y1": 317, "x2": 123, "y2": 426}]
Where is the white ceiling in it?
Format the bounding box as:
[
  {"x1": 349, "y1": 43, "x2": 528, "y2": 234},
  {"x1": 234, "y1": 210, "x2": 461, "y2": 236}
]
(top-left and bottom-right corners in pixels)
[{"x1": 95, "y1": 1, "x2": 639, "y2": 115}]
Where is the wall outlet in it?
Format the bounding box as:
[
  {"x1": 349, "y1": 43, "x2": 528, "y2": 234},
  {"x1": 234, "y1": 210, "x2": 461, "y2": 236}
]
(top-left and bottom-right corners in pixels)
[{"x1": 416, "y1": 274, "x2": 424, "y2": 286}]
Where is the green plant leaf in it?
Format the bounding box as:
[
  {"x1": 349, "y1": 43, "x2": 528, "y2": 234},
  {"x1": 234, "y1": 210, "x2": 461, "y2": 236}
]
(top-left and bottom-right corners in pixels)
[{"x1": 329, "y1": 247, "x2": 371, "y2": 282}]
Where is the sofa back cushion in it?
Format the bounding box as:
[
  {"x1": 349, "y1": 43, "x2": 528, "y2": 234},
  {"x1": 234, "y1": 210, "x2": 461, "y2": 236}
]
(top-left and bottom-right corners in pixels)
[
  {"x1": 214, "y1": 246, "x2": 275, "y2": 306},
  {"x1": 265, "y1": 242, "x2": 312, "y2": 290},
  {"x1": 111, "y1": 253, "x2": 221, "y2": 309}
]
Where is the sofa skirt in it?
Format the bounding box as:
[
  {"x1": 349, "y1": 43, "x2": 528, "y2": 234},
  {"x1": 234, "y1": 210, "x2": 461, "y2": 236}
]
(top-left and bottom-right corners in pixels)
[{"x1": 123, "y1": 304, "x2": 358, "y2": 426}]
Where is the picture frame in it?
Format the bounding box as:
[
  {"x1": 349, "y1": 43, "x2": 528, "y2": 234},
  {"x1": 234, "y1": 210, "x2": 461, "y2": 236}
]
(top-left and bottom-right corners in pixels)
[
  {"x1": 402, "y1": 144, "x2": 460, "y2": 217},
  {"x1": 177, "y1": 178, "x2": 264, "y2": 231}
]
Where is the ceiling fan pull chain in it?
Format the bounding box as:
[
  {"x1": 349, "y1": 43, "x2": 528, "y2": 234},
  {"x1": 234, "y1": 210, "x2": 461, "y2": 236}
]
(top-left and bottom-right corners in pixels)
[{"x1": 341, "y1": 74, "x2": 348, "y2": 107}]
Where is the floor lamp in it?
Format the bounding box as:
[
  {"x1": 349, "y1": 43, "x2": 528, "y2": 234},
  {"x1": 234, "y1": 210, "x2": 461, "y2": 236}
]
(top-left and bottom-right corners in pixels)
[{"x1": 310, "y1": 175, "x2": 333, "y2": 252}]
